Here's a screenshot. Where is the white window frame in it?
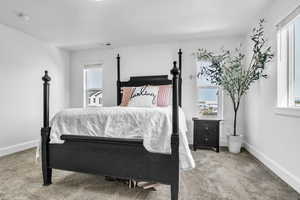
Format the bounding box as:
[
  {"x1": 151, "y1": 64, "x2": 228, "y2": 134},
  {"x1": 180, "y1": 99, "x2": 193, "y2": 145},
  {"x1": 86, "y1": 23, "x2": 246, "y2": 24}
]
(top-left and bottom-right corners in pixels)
[
  {"x1": 197, "y1": 85, "x2": 224, "y2": 118},
  {"x1": 83, "y1": 63, "x2": 103, "y2": 108},
  {"x1": 276, "y1": 6, "x2": 300, "y2": 117},
  {"x1": 196, "y1": 60, "x2": 224, "y2": 119}
]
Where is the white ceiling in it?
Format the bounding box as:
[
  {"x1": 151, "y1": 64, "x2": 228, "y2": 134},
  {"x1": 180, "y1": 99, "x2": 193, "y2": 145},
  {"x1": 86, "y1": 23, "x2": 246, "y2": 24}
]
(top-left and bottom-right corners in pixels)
[{"x1": 0, "y1": 0, "x2": 273, "y2": 50}]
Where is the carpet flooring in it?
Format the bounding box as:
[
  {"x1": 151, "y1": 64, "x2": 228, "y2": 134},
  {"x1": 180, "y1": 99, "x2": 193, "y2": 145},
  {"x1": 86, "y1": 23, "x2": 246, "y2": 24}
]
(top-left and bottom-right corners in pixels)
[{"x1": 0, "y1": 148, "x2": 299, "y2": 200}]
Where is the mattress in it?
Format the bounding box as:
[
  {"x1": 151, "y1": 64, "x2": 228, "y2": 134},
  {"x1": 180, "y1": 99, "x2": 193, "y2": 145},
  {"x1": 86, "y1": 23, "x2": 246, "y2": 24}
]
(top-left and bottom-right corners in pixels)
[{"x1": 49, "y1": 106, "x2": 195, "y2": 170}]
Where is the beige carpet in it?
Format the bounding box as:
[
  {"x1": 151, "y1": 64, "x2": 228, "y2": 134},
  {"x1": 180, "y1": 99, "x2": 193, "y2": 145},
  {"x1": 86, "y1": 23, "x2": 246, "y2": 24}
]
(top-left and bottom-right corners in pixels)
[{"x1": 0, "y1": 148, "x2": 299, "y2": 200}]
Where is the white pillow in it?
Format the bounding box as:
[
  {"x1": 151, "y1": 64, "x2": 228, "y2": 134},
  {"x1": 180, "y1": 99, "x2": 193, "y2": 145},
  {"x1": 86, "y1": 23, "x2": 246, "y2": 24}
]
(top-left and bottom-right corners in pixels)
[{"x1": 127, "y1": 86, "x2": 159, "y2": 107}]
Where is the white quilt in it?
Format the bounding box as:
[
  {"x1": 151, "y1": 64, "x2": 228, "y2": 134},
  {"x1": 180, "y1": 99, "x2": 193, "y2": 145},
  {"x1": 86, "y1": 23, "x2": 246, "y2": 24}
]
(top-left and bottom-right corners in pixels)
[{"x1": 49, "y1": 106, "x2": 195, "y2": 170}]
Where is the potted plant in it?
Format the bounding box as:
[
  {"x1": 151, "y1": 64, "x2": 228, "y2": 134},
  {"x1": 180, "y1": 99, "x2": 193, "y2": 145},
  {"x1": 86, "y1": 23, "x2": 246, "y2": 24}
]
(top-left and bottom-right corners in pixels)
[{"x1": 195, "y1": 19, "x2": 274, "y2": 153}]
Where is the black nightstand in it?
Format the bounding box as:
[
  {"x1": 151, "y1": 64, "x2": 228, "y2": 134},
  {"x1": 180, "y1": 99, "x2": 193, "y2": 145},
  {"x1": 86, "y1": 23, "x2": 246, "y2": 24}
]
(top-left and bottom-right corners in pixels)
[{"x1": 193, "y1": 118, "x2": 221, "y2": 152}]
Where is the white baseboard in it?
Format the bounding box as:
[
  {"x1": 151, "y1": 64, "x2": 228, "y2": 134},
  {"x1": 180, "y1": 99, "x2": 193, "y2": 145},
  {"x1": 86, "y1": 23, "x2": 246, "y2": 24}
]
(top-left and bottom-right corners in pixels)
[
  {"x1": 0, "y1": 140, "x2": 38, "y2": 157},
  {"x1": 244, "y1": 142, "x2": 300, "y2": 193},
  {"x1": 220, "y1": 138, "x2": 228, "y2": 147}
]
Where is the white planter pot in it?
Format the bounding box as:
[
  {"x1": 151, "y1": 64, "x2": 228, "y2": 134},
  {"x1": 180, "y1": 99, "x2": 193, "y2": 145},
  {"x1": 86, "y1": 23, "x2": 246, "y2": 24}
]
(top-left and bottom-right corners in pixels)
[{"x1": 228, "y1": 135, "x2": 243, "y2": 153}]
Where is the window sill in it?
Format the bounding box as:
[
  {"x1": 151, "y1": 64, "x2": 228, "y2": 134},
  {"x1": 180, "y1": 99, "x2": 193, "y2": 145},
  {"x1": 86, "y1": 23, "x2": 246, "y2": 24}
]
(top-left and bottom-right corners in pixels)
[{"x1": 274, "y1": 107, "x2": 300, "y2": 117}]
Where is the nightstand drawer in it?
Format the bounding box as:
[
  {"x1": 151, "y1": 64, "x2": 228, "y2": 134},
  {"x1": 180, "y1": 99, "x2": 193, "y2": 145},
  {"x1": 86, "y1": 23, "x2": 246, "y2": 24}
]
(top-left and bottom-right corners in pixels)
[
  {"x1": 195, "y1": 124, "x2": 217, "y2": 135},
  {"x1": 194, "y1": 121, "x2": 217, "y2": 131},
  {"x1": 198, "y1": 131, "x2": 218, "y2": 146}
]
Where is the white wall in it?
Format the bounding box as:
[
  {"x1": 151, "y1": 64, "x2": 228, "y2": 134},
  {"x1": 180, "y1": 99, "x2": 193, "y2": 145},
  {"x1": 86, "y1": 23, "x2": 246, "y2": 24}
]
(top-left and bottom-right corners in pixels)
[
  {"x1": 243, "y1": 0, "x2": 300, "y2": 193},
  {"x1": 0, "y1": 24, "x2": 70, "y2": 156},
  {"x1": 70, "y1": 36, "x2": 244, "y2": 144}
]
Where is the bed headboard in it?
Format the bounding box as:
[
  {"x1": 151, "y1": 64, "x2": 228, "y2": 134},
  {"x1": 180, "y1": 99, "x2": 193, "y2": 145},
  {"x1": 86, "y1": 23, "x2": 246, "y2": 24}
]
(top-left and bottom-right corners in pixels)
[{"x1": 116, "y1": 49, "x2": 182, "y2": 106}]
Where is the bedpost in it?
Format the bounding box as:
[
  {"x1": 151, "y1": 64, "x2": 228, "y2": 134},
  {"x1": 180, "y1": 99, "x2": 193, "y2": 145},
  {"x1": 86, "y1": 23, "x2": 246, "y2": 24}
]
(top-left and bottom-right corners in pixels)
[
  {"x1": 178, "y1": 49, "x2": 182, "y2": 107},
  {"x1": 170, "y1": 61, "x2": 179, "y2": 200},
  {"x1": 42, "y1": 71, "x2": 51, "y2": 128},
  {"x1": 117, "y1": 54, "x2": 121, "y2": 105},
  {"x1": 41, "y1": 70, "x2": 52, "y2": 186}
]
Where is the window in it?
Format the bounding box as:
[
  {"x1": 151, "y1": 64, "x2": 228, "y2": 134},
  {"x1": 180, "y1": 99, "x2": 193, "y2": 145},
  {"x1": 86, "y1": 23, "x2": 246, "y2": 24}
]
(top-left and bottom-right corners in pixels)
[
  {"x1": 295, "y1": 19, "x2": 300, "y2": 106},
  {"x1": 196, "y1": 60, "x2": 223, "y2": 117},
  {"x1": 277, "y1": 11, "x2": 300, "y2": 108},
  {"x1": 83, "y1": 64, "x2": 103, "y2": 107}
]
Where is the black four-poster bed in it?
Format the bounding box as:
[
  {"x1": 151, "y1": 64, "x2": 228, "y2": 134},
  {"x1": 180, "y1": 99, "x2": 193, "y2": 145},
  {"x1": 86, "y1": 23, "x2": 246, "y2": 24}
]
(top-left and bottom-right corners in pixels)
[{"x1": 41, "y1": 49, "x2": 183, "y2": 200}]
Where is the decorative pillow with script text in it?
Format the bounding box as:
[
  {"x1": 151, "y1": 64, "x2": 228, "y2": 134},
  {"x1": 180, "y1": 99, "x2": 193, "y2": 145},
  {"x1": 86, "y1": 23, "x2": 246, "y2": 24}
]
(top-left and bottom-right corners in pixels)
[{"x1": 127, "y1": 86, "x2": 159, "y2": 107}]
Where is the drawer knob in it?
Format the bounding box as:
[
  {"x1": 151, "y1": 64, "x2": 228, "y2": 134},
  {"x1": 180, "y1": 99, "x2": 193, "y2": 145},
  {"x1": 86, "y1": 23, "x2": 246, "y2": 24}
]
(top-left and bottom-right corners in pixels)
[
  {"x1": 204, "y1": 137, "x2": 209, "y2": 141},
  {"x1": 205, "y1": 127, "x2": 209, "y2": 130}
]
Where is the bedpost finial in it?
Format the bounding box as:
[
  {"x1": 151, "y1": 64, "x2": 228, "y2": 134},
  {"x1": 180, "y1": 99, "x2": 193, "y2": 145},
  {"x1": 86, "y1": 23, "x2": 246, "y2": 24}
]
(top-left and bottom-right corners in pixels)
[
  {"x1": 117, "y1": 54, "x2": 120, "y2": 59},
  {"x1": 179, "y1": 49, "x2": 182, "y2": 54},
  {"x1": 42, "y1": 70, "x2": 51, "y2": 82},
  {"x1": 171, "y1": 61, "x2": 180, "y2": 76}
]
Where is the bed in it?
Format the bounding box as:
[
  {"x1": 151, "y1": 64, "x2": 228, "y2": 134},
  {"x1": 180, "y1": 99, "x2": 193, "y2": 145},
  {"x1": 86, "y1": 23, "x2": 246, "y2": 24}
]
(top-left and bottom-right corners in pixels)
[{"x1": 41, "y1": 49, "x2": 190, "y2": 200}]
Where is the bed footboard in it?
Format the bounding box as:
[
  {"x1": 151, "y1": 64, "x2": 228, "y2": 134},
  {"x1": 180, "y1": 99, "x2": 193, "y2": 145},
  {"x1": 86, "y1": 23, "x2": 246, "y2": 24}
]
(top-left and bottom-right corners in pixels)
[{"x1": 48, "y1": 137, "x2": 177, "y2": 184}]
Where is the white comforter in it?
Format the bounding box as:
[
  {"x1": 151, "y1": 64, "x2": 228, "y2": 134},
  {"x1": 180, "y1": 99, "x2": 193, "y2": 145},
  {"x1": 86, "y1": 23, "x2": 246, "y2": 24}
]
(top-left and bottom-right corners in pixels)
[{"x1": 49, "y1": 106, "x2": 195, "y2": 170}]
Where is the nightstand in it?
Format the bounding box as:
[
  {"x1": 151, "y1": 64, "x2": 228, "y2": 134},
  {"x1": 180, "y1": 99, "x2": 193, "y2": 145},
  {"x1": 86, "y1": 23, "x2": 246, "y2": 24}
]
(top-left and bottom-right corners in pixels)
[{"x1": 192, "y1": 118, "x2": 221, "y2": 152}]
